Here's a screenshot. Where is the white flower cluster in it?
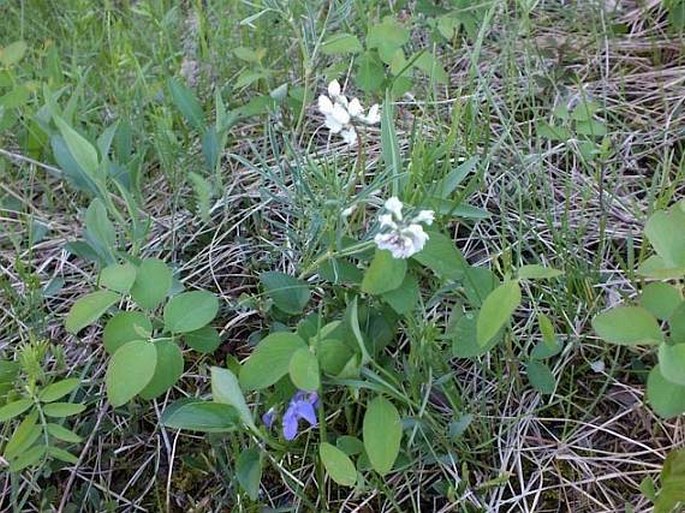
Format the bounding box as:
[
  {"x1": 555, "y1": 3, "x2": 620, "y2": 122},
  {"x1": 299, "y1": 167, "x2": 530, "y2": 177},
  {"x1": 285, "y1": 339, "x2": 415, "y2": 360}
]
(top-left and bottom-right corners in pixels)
[
  {"x1": 374, "y1": 197, "x2": 435, "y2": 259},
  {"x1": 318, "y1": 80, "x2": 380, "y2": 145}
]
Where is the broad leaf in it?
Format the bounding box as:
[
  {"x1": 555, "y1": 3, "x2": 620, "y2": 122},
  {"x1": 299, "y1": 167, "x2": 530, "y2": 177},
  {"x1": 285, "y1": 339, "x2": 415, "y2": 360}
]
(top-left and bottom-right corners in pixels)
[
  {"x1": 647, "y1": 365, "x2": 685, "y2": 419},
  {"x1": 517, "y1": 264, "x2": 563, "y2": 280},
  {"x1": 321, "y1": 33, "x2": 363, "y2": 55},
  {"x1": 356, "y1": 50, "x2": 384, "y2": 93},
  {"x1": 361, "y1": 249, "x2": 406, "y2": 295},
  {"x1": 84, "y1": 198, "x2": 116, "y2": 259},
  {"x1": 46, "y1": 423, "x2": 82, "y2": 443},
  {"x1": 103, "y1": 311, "x2": 153, "y2": 354},
  {"x1": 139, "y1": 340, "x2": 184, "y2": 399},
  {"x1": 526, "y1": 361, "x2": 556, "y2": 394},
  {"x1": 658, "y1": 343, "x2": 685, "y2": 386},
  {"x1": 167, "y1": 78, "x2": 205, "y2": 130},
  {"x1": 382, "y1": 274, "x2": 419, "y2": 314},
  {"x1": 164, "y1": 291, "x2": 219, "y2": 333},
  {"x1": 106, "y1": 340, "x2": 157, "y2": 407},
  {"x1": 129, "y1": 258, "x2": 172, "y2": 310},
  {"x1": 236, "y1": 448, "x2": 262, "y2": 500},
  {"x1": 43, "y1": 402, "x2": 86, "y2": 417},
  {"x1": 645, "y1": 206, "x2": 685, "y2": 268},
  {"x1": 66, "y1": 290, "x2": 120, "y2": 334},
  {"x1": 450, "y1": 311, "x2": 501, "y2": 358},
  {"x1": 9, "y1": 444, "x2": 45, "y2": 472},
  {"x1": 412, "y1": 52, "x2": 448, "y2": 84},
  {"x1": 0, "y1": 398, "x2": 33, "y2": 422},
  {"x1": 320, "y1": 442, "x2": 357, "y2": 486},
  {"x1": 184, "y1": 326, "x2": 221, "y2": 353},
  {"x1": 0, "y1": 41, "x2": 28, "y2": 67},
  {"x1": 640, "y1": 282, "x2": 682, "y2": 320},
  {"x1": 318, "y1": 339, "x2": 354, "y2": 376},
  {"x1": 239, "y1": 332, "x2": 307, "y2": 390},
  {"x1": 670, "y1": 302, "x2": 685, "y2": 343},
  {"x1": 54, "y1": 115, "x2": 100, "y2": 180},
  {"x1": 637, "y1": 255, "x2": 685, "y2": 279},
  {"x1": 363, "y1": 396, "x2": 402, "y2": 476},
  {"x1": 477, "y1": 280, "x2": 521, "y2": 347},
  {"x1": 100, "y1": 262, "x2": 137, "y2": 294},
  {"x1": 412, "y1": 232, "x2": 466, "y2": 281},
  {"x1": 260, "y1": 272, "x2": 311, "y2": 315},
  {"x1": 211, "y1": 367, "x2": 257, "y2": 432},
  {"x1": 288, "y1": 348, "x2": 320, "y2": 391},
  {"x1": 592, "y1": 306, "x2": 663, "y2": 346},
  {"x1": 161, "y1": 399, "x2": 239, "y2": 432},
  {"x1": 5, "y1": 413, "x2": 41, "y2": 460},
  {"x1": 39, "y1": 378, "x2": 80, "y2": 403}
]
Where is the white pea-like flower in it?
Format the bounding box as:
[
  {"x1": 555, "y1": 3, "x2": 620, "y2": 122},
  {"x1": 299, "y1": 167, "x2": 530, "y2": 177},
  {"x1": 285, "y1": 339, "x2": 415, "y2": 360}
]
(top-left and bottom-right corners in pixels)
[
  {"x1": 317, "y1": 80, "x2": 381, "y2": 145},
  {"x1": 373, "y1": 197, "x2": 435, "y2": 259},
  {"x1": 413, "y1": 210, "x2": 435, "y2": 225},
  {"x1": 384, "y1": 197, "x2": 404, "y2": 220}
]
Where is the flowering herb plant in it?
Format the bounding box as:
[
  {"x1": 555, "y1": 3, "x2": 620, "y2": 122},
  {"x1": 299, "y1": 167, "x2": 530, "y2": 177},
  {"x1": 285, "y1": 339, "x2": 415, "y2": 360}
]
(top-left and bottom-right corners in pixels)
[{"x1": 159, "y1": 79, "x2": 564, "y2": 495}]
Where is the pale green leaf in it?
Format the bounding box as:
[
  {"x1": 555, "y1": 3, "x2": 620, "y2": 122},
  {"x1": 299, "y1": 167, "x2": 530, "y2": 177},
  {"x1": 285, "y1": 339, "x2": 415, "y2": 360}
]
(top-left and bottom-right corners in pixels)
[
  {"x1": 65, "y1": 290, "x2": 120, "y2": 334},
  {"x1": 592, "y1": 306, "x2": 663, "y2": 346},
  {"x1": 211, "y1": 366, "x2": 257, "y2": 432},
  {"x1": 363, "y1": 396, "x2": 402, "y2": 476},
  {"x1": 288, "y1": 348, "x2": 320, "y2": 391},
  {"x1": 320, "y1": 442, "x2": 357, "y2": 486},
  {"x1": 239, "y1": 332, "x2": 307, "y2": 390},
  {"x1": 164, "y1": 291, "x2": 219, "y2": 333},
  {"x1": 361, "y1": 249, "x2": 407, "y2": 295},
  {"x1": 139, "y1": 340, "x2": 184, "y2": 400},
  {"x1": 477, "y1": 280, "x2": 521, "y2": 347},
  {"x1": 161, "y1": 399, "x2": 239, "y2": 432},
  {"x1": 106, "y1": 340, "x2": 157, "y2": 407},
  {"x1": 129, "y1": 258, "x2": 173, "y2": 310}
]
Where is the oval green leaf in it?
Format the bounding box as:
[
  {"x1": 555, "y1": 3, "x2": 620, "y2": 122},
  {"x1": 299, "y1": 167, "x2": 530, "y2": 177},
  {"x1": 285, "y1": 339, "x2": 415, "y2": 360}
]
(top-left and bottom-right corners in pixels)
[
  {"x1": 592, "y1": 306, "x2": 663, "y2": 346},
  {"x1": 658, "y1": 343, "x2": 685, "y2": 386},
  {"x1": 477, "y1": 280, "x2": 521, "y2": 347},
  {"x1": 239, "y1": 332, "x2": 307, "y2": 391},
  {"x1": 526, "y1": 361, "x2": 556, "y2": 395},
  {"x1": 321, "y1": 33, "x2": 363, "y2": 55},
  {"x1": 288, "y1": 348, "x2": 320, "y2": 391},
  {"x1": 412, "y1": 231, "x2": 466, "y2": 281},
  {"x1": 184, "y1": 325, "x2": 221, "y2": 353},
  {"x1": 106, "y1": 340, "x2": 157, "y2": 407},
  {"x1": 161, "y1": 399, "x2": 239, "y2": 432},
  {"x1": 66, "y1": 290, "x2": 120, "y2": 334},
  {"x1": 363, "y1": 396, "x2": 402, "y2": 476},
  {"x1": 103, "y1": 311, "x2": 153, "y2": 354},
  {"x1": 320, "y1": 442, "x2": 357, "y2": 486},
  {"x1": 46, "y1": 423, "x2": 83, "y2": 443},
  {"x1": 129, "y1": 258, "x2": 172, "y2": 310},
  {"x1": 361, "y1": 249, "x2": 407, "y2": 295},
  {"x1": 517, "y1": 264, "x2": 563, "y2": 280},
  {"x1": 641, "y1": 282, "x2": 682, "y2": 321},
  {"x1": 139, "y1": 340, "x2": 184, "y2": 400},
  {"x1": 100, "y1": 262, "x2": 137, "y2": 293},
  {"x1": 211, "y1": 367, "x2": 257, "y2": 432},
  {"x1": 260, "y1": 271, "x2": 311, "y2": 315},
  {"x1": 647, "y1": 365, "x2": 685, "y2": 419},
  {"x1": 164, "y1": 291, "x2": 219, "y2": 333},
  {"x1": 236, "y1": 447, "x2": 262, "y2": 500},
  {"x1": 0, "y1": 398, "x2": 33, "y2": 422}
]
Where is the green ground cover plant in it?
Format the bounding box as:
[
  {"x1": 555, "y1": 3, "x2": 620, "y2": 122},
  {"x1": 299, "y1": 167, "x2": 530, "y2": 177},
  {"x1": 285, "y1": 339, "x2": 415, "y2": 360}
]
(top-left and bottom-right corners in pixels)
[{"x1": 1, "y1": 0, "x2": 684, "y2": 511}]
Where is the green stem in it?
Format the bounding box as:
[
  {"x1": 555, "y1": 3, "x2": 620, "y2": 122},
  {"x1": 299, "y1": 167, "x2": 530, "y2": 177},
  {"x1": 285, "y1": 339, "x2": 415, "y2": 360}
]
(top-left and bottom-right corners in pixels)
[{"x1": 298, "y1": 240, "x2": 375, "y2": 280}]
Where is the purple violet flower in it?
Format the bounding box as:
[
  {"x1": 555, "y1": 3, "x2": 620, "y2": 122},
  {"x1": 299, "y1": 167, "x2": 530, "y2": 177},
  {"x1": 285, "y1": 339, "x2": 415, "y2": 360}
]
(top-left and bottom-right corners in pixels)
[
  {"x1": 262, "y1": 407, "x2": 276, "y2": 429},
  {"x1": 282, "y1": 391, "x2": 319, "y2": 441}
]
